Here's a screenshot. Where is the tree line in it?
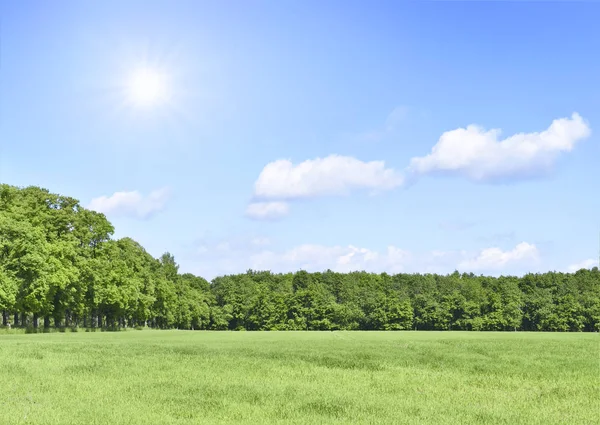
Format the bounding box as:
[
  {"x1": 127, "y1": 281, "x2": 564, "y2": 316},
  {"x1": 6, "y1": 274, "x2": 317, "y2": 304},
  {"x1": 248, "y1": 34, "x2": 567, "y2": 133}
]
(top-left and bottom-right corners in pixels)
[{"x1": 1, "y1": 184, "x2": 598, "y2": 332}]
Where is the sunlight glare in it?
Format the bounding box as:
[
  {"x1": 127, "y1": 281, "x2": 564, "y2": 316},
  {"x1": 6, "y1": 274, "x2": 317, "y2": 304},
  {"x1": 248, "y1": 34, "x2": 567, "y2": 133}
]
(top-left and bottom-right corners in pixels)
[{"x1": 127, "y1": 68, "x2": 166, "y2": 107}]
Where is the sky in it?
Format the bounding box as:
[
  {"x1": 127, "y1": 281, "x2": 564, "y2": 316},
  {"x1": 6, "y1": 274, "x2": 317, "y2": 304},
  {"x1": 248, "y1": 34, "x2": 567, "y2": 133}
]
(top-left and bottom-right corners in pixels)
[{"x1": 1, "y1": 0, "x2": 599, "y2": 280}]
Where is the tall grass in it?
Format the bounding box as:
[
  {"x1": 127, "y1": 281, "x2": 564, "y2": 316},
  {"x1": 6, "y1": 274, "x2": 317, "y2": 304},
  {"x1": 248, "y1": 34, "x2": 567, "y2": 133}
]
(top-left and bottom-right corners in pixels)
[{"x1": 0, "y1": 331, "x2": 597, "y2": 424}]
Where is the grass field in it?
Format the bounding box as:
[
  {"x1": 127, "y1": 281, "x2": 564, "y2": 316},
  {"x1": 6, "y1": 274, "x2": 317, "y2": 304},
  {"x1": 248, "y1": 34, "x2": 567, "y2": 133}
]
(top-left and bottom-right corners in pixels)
[{"x1": 0, "y1": 331, "x2": 597, "y2": 425}]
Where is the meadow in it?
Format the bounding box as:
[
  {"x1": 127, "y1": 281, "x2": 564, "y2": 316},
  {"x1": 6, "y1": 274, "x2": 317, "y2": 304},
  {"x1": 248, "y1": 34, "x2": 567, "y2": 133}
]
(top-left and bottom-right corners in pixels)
[{"x1": 0, "y1": 330, "x2": 597, "y2": 425}]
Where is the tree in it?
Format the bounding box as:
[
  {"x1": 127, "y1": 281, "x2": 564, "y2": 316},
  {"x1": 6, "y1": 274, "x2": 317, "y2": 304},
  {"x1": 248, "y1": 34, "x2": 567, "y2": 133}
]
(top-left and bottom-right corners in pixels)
[{"x1": 2, "y1": 183, "x2": 599, "y2": 333}]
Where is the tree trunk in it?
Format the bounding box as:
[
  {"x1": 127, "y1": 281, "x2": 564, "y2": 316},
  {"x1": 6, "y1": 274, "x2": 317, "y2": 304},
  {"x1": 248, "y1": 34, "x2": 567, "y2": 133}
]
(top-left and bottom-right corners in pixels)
[
  {"x1": 2, "y1": 311, "x2": 12, "y2": 327},
  {"x1": 32, "y1": 314, "x2": 39, "y2": 328},
  {"x1": 21, "y1": 312, "x2": 26, "y2": 327},
  {"x1": 53, "y1": 313, "x2": 62, "y2": 328},
  {"x1": 44, "y1": 316, "x2": 50, "y2": 328},
  {"x1": 14, "y1": 313, "x2": 19, "y2": 327}
]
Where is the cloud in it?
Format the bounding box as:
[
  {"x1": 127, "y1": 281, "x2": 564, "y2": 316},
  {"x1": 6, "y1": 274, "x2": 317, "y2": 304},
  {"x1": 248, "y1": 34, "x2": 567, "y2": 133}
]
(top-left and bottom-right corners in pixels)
[
  {"x1": 88, "y1": 187, "x2": 171, "y2": 219},
  {"x1": 181, "y1": 236, "x2": 543, "y2": 280},
  {"x1": 408, "y1": 113, "x2": 590, "y2": 182},
  {"x1": 250, "y1": 244, "x2": 412, "y2": 275},
  {"x1": 253, "y1": 155, "x2": 404, "y2": 200},
  {"x1": 385, "y1": 106, "x2": 409, "y2": 131},
  {"x1": 246, "y1": 113, "x2": 589, "y2": 221},
  {"x1": 567, "y1": 259, "x2": 597, "y2": 273},
  {"x1": 186, "y1": 243, "x2": 414, "y2": 279},
  {"x1": 245, "y1": 113, "x2": 590, "y2": 220},
  {"x1": 360, "y1": 106, "x2": 409, "y2": 141},
  {"x1": 192, "y1": 234, "x2": 271, "y2": 255},
  {"x1": 245, "y1": 202, "x2": 290, "y2": 220},
  {"x1": 458, "y1": 242, "x2": 540, "y2": 271},
  {"x1": 184, "y1": 237, "x2": 415, "y2": 279}
]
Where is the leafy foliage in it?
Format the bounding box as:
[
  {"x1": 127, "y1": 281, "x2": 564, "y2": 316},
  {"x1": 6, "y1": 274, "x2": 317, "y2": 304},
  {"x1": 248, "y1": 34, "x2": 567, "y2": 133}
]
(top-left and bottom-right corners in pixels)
[{"x1": 0, "y1": 184, "x2": 598, "y2": 331}]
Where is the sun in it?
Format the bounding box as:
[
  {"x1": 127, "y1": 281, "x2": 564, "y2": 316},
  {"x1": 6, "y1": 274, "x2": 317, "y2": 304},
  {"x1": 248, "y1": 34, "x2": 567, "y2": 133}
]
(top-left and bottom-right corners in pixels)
[{"x1": 127, "y1": 68, "x2": 167, "y2": 107}]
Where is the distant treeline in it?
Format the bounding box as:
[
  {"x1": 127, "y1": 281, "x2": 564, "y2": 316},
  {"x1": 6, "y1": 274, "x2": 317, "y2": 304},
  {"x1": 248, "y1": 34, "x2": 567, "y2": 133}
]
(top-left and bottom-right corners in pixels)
[{"x1": 1, "y1": 184, "x2": 599, "y2": 332}]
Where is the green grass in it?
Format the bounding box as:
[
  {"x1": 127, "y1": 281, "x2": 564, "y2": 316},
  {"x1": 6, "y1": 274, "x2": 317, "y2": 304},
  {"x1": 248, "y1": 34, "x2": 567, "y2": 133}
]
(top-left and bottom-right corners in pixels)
[{"x1": 0, "y1": 331, "x2": 598, "y2": 425}]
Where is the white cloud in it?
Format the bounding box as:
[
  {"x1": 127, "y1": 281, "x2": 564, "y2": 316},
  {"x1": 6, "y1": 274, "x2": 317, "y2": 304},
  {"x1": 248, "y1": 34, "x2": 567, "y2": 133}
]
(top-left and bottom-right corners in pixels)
[
  {"x1": 245, "y1": 202, "x2": 290, "y2": 220},
  {"x1": 408, "y1": 113, "x2": 590, "y2": 182},
  {"x1": 253, "y1": 155, "x2": 404, "y2": 200},
  {"x1": 187, "y1": 243, "x2": 413, "y2": 278},
  {"x1": 458, "y1": 242, "x2": 540, "y2": 271},
  {"x1": 88, "y1": 187, "x2": 171, "y2": 219},
  {"x1": 567, "y1": 258, "x2": 597, "y2": 273},
  {"x1": 246, "y1": 113, "x2": 589, "y2": 221},
  {"x1": 250, "y1": 244, "x2": 412, "y2": 274},
  {"x1": 182, "y1": 237, "x2": 546, "y2": 280}
]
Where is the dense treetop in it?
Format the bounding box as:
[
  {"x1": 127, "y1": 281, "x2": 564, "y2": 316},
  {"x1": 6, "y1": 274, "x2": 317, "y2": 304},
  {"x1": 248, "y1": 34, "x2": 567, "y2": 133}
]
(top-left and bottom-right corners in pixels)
[{"x1": 1, "y1": 184, "x2": 598, "y2": 331}]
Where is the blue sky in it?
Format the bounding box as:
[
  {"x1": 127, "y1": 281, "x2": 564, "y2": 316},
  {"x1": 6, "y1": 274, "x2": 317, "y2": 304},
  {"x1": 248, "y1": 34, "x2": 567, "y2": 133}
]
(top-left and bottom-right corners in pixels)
[{"x1": 1, "y1": 0, "x2": 598, "y2": 279}]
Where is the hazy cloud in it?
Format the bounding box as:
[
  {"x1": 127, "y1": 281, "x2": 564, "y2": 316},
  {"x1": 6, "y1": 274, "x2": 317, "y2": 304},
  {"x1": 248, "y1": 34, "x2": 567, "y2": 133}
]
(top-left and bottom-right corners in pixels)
[
  {"x1": 88, "y1": 187, "x2": 171, "y2": 219},
  {"x1": 458, "y1": 242, "x2": 540, "y2": 271},
  {"x1": 359, "y1": 106, "x2": 409, "y2": 141},
  {"x1": 249, "y1": 244, "x2": 412, "y2": 275},
  {"x1": 183, "y1": 238, "x2": 544, "y2": 280},
  {"x1": 567, "y1": 258, "x2": 597, "y2": 273},
  {"x1": 245, "y1": 201, "x2": 290, "y2": 220}
]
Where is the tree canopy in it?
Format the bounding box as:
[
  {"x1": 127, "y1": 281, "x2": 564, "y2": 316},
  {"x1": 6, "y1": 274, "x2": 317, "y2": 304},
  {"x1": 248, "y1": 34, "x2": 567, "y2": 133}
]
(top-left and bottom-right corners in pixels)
[{"x1": 1, "y1": 184, "x2": 598, "y2": 332}]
